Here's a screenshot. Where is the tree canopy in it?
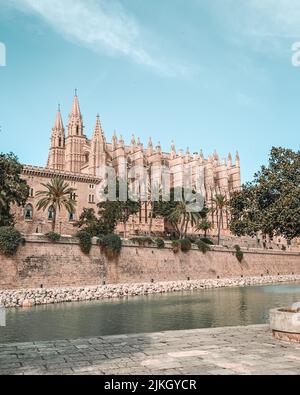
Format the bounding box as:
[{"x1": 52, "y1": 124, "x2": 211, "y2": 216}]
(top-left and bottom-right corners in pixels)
[
  {"x1": 153, "y1": 187, "x2": 205, "y2": 238},
  {"x1": 36, "y1": 177, "x2": 76, "y2": 232},
  {"x1": 0, "y1": 153, "x2": 29, "y2": 226},
  {"x1": 76, "y1": 179, "x2": 140, "y2": 238},
  {"x1": 229, "y1": 147, "x2": 300, "y2": 241}
]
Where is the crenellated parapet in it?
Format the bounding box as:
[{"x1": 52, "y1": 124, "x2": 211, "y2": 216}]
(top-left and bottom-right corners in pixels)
[{"x1": 23, "y1": 165, "x2": 102, "y2": 184}]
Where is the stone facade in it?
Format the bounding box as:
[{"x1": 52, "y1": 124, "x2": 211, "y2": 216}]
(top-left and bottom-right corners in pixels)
[
  {"x1": 1, "y1": 236, "x2": 300, "y2": 290},
  {"x1": 14, "y1": 93, "x2": 241, "y2": 237}
]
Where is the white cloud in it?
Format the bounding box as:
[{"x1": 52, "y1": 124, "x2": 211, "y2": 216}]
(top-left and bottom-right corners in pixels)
[
  {"x1": 209, "y1": 0, "x2": 300, "y2": 55},
  {"x1": 244, "y1": 0, "x2": 300, "y2": 38},
  {"x1": 10, "y1": 0, "x2": 183, "y2": 75}
]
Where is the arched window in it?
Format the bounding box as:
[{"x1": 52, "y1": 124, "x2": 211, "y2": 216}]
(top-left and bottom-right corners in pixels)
[
  {"x1": 69, "y1": 212, "x2": 76, "y2": 222},
  {"x1": 24, "y1": 204, "x2": 33, "y2": 220},
  {"x1": 85, "y1": 153, "x2": 89, "y2": 163},
  {"x1": 48, "y1": 206, "x2": 55, "y2": 221},
  {"x1": 58, "y1": 137, "x2": 62, "y2": 147}
]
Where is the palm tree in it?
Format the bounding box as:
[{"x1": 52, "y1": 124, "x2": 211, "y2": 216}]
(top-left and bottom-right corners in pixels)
[
  {"x1": 195, "y1": 203, "x2": 212, "y2": 237},
  {"x1": 211, "y1": 193, "x2": 228, "y2": 245},
  {"x1": 196, "y1": 218, "x2": 212, "y2": 238},
  {"x1": 36, "y1": 177, "x2": 76, "y2": 232},
  {"x1": 168, "y1": 199, "x2": 201, "y2": 239},
  {"x1": 147, "y1": 181, "x2": 162, "y2": 236}
]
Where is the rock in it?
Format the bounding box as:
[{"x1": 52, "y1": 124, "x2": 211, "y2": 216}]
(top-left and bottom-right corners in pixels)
[
  {"x1": 22, "y1": 299, "x2": 34, "y2": 308},
  {"x1": 0, "y1": 274, "x2": 300, "y2": 309}
]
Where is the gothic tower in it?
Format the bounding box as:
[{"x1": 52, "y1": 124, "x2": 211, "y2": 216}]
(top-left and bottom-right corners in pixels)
[
  {"x1": 47, "y1": 105, "x2": 65, "y2": 171},
  {"x1": 89, "y1": 114, "x2": 107, "y2": 177},
  {"x1": 65, "y1": 92, "x2": 87, "y2": 173}
]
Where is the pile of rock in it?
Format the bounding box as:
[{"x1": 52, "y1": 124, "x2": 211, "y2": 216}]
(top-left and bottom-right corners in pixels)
[{"x1": 1, "y1": 274, "x2": 300, "y2": 309}]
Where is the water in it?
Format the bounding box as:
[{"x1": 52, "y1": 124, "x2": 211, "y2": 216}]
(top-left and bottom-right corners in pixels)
[{"x1": 1, "y1": 283, "x2": 300, "y2": 344}]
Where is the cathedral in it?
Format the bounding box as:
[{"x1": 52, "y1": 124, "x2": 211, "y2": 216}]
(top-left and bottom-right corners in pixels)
[{"x1": 15, "y1": 93, "x2": 241, "y2": 237}]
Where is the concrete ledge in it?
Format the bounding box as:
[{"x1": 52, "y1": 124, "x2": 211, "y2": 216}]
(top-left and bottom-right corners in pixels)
[{"x1": 270, "y1": 307, "x2": 300, "y2": 343}]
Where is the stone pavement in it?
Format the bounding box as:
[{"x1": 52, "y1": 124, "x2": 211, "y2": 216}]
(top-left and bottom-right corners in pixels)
[{"x1": 0, "y1": 325, "x2": 300, "y2": 375}]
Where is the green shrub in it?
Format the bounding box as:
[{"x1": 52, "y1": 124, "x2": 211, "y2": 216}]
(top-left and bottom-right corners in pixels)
[
  {"x1": 200, "y1": 237, "x2": 214, "y2": 246},
  {"x1": 0, "y1": 226, "x2": 23, "y2": 256},
  {"x1": 76, "y1": 231, "x2": 92, "y2": 255},
  {"x1": 155, "y1": 238, "x2": 165, "y2": 249},
  {"x1": 179, "y1": 239, "x2": 192, "y2": 253},
  {"x1": 45, "y1": 232, "x2": 61, "y2": 243},
  {"x1": 130, "y1": 237, "x2": 154, "y2": 246},
  {"x1": 196, "y1": 240, "x2": 211, "y2": 254},
  {"x1": 98, "y1": 234, "x2": 122, "y2": 260},
  {"x1": 172, "y1": 240, "x2": 180, "y2": 253},
  {"x1": 234, "y1": 245, "x2": 244, "y2": 263}
]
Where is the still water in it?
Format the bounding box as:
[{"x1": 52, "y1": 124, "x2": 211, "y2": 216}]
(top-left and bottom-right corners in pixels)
[{"x1": 1, "y1": 283, "x2": 300, "y2": 344}]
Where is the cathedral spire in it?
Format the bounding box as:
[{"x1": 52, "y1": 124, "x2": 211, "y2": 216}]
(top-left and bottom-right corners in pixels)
[
  {"x1": 93, "y1": 114, "x2": 103, "y2": 136},
  {"x1": 54, "y1": 104, "x2": 64, "y2": 130},
  {"x1": 65, "y1": 92, "x2": 85, "y2": 172},
  {"x1": 112, "y1": 130, "x2": 118, "y2": 150},
  {"x1": 170, "y1": 141, "x2": 176, "y2": 159},
  {"x1": 156, "y1": 141, "x2": 162, "y2": 154},
  {"x1": 228, "y1": 152, "x2": 233, "y2": 167},
  {"x1": 186, "y1": 147, "x2": 191, "y2": 161},
  {"x1": 147, "y1": 137, "x2": 153, "y2": 156},
  {"x1": 71, "y1": 90, "x2": 81, "y2": 116},
  {"x1": 213, "y1": 149, "x2": 219, "y2": 161},
  {"x1": 88, "y1": 114, "x2": 107, "y2": 176},
  {"x1": 67, "y1": 91, "x2": 84, "y2": 138},
  {"x1": 48, "y1": 105, "x2": 66, "y2": 171},
  {"x1": 235, "y1": 151, "x2": 240, "y2": 167}
]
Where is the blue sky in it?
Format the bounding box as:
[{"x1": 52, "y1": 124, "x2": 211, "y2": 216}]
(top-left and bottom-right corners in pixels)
[{"x1": 0, "y1": 0, "x2": 299, "y2": 182}]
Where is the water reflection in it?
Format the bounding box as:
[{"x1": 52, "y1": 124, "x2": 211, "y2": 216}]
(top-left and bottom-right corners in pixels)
[{"x1": 1, "y1": 283, "x2": 300, "y2": 343}]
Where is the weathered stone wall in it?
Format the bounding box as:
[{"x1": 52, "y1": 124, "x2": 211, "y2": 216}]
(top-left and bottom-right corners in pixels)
[{"x1": 0, "y1": 236, "x2": 300, "y2": 290}]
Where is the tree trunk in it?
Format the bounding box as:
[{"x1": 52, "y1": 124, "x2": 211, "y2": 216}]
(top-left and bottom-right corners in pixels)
[
  {"x1": 123, "y1": 221, "x2": 127, "y2": 239},
  {"x1": 180, "y1": 213, "x2": 186, "y2": 239},
  {"x1": 52, "y1": 210, "x2": 56, "y2": 232},
  {"x1": 148, "y1": 204, "x2": 153, "y2": 236},
  {"x1": 173, "y1": 221, "x2": 180, "y2": 239},
  {"x1": 184, "y1": 217, "x2": 189, "y2": 238},
  {"x1": 217, "y1": 211, "x2": 222, "y2": 246},
  {"x1": 256, "y1": 233, "x2": 260, "y2": 247}
]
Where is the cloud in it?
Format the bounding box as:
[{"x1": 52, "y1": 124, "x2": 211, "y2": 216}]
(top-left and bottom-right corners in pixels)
[
  {"x1": 10, "y1": 0, "x2": 182, "y2": 75},
  {"x1": 244, "y1": 0, "x2": 300, "y2": 38},
  {"x1": 209, "y1": 0, "x2": 300, "y2": 54}
]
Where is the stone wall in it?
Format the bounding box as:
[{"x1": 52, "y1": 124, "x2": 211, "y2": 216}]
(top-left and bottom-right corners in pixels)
[{"x1": 0, "y1": 235, "x2": 300, "y2": 290}]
